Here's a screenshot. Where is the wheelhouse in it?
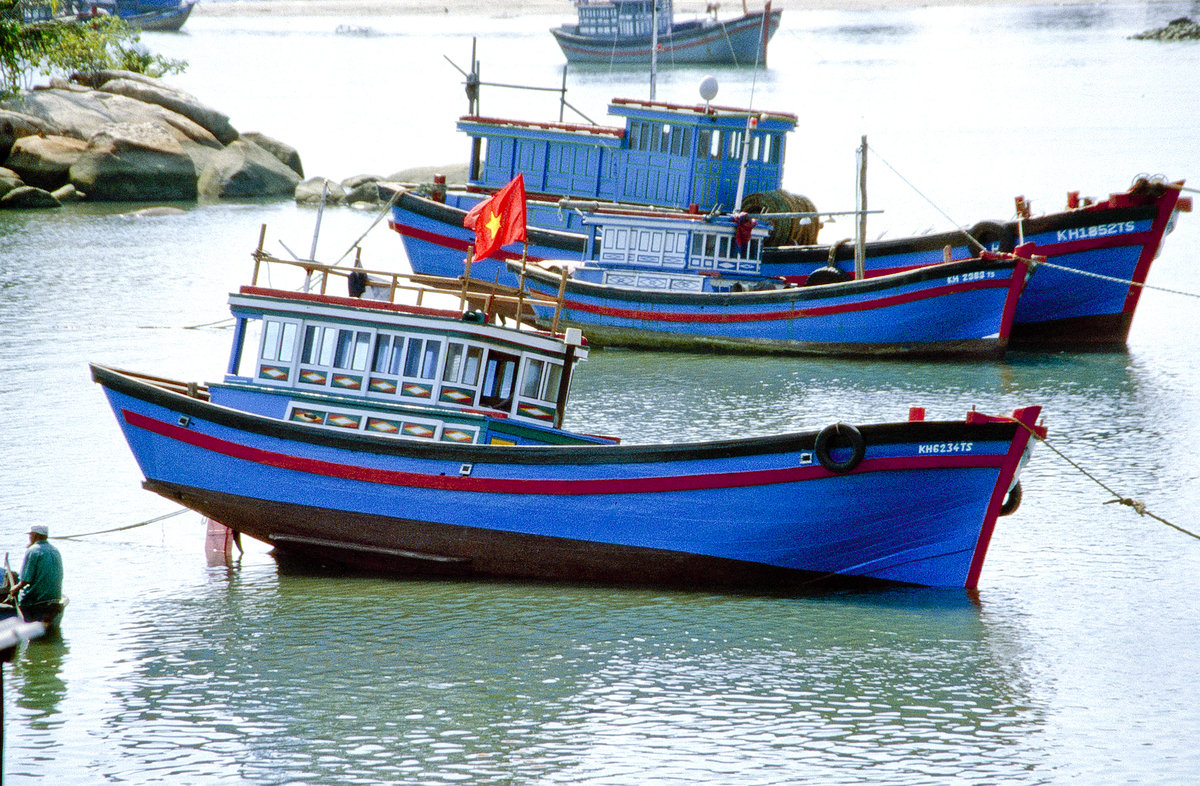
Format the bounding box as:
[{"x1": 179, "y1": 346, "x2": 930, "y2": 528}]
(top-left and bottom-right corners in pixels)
[{"x1": 460, "y1": 97, "x2": 796, "y2": 213}]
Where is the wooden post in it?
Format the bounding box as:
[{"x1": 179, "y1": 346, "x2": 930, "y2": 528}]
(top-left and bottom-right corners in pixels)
[
  {"x1": 553, "y1": 337, "x2": 578, "y2": 429},
  {"x1": 516, "y1": 244, "x2": 528, "y2": 329},
  {"x1": 461, "y1": 246, "x2": 474, "y2": 311},
  {"x1": 552, "y1": 266, "x2": 568, "y2": 334},
  {"x1": 855, "y1": 135, "x2": 867, "y2": 280},
  {"x1": 252, "y1": 224, "x2": 267, "y2": 285}
]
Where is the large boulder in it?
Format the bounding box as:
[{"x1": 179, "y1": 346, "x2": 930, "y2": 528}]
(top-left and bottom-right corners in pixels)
[
  {"x1": 2, "y1": 89, "x2": 222, "y2": 150},
  {"x1": 241, "y1": 132, "x2": 303, "y2": 178},
  {"x1": 70, "y1": 123, "x2": 197, "y2": 201},
  {"x1": 1, "y1": 109, "x2": 67, "y2": 161},
  {"x1": 295, "y1": 177, "x2": 346, "y2": 205},
  {"x1": 70, "y1": 69, "x2": 166, "y2": 90},
  {"x1": 0, "y1": 185, "x2": 61, "y2": 209},
  {"x1": 0, "y1": 173, "x2": 23, "y2": 200},
  {"x1": 5, "y1": 135, "x2": 89, "y2": 190},
  {"x1": 197, "y1": 139, "x2": 302, "y2": 199},
  {"x1": 99, "y1": 78, "x2": 239, "y2": 146}
]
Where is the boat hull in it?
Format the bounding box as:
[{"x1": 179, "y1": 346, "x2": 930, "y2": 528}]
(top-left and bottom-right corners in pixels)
[
  {"x1": 518, "y1": 256, "x2": 1027, "y2": 358},
  {"x1": 760, "y1": 179, "x2": 1187, "y2": 348},
  {"x1": 552, "y1": 10, "x2": 782, "y2": 65},
  {"x1": 93, "y1": 364, "x2": 1040, "y2": 590}
]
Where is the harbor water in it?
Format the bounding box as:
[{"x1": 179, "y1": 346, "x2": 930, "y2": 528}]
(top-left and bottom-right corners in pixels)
[{"x1": 3, "y1": 3, "x2": 1200, "y2": 782}]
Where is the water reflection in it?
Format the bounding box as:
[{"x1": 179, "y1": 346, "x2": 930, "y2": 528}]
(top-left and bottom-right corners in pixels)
[
  {"x1": 12, "y1": 636, "x2": 69, "y2": 728},
  {"x1": 95, "y1": 575, "x2": 1039, "y2": 783}
]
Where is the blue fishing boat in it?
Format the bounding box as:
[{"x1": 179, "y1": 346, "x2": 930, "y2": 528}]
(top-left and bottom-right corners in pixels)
[
  {"x1": 759, "y1": 177, "x2": 1192, "y2": 348},
  {"x1": 387, "y1": 86, "x2": 1188, "y2": 347},
  {"x1": 509, "y1": 208, "x2": 1032, "y2": 358},
  {"x1": 550, "y1": 0, "x2": 781, "y2": 66},
  {"x1": 77, "y1": 0, "x2": 195, "y2": 31},
  {"x1": 89, "y1": 238, "x2": 1046, "y2": 589}
]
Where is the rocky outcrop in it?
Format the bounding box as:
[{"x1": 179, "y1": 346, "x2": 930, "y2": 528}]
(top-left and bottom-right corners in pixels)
[
  {"x1": 0, "y1": 73, "x2": 304, "y2": 206},
  {"x1": 241, "y1": 132, "x2": 303, "y2": 178},
  {"x1": 69, "y1": 123, "x2": 198, "y2": 201},
  {"x1": 98, "y1": 77, "x2": 239, "y2": 145},
  {"x1": 295, "y1": 177, "x2": 346, "y2": 205},
  {"x1": 1131, "y1": 17, "x2": 1200, "y2": 40},
  {"x1": 5, "y1": 135, "x2": 88, "y2": 191},
  {"x1": 0, "y1": 185, "x2": 61, "y2": 209},
  {"x1": 197, "y1": 139, "x2": 302, "y2": 199}
]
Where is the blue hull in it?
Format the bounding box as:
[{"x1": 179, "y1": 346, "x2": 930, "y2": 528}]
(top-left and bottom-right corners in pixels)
[
  {"x1": 760, "y1": 178, "x2": 1188, "y2": 346},
  {"x1": 551, "y1": 9, "x2": 782, "y2": 65},
  {"x1": 92, "y1": 364, "x2": 1041, "y2": 589},
  {"x1": 519, "y1": 256, "x2": 1027, "y2": 357}
]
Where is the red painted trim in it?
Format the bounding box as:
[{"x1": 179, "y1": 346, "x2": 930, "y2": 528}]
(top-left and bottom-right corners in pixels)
[
  {"x1": 555, "y1": 276, "x2": 1016, "y2": 324},
  {"x1": 123, "y1": 409, "x2": 1009, "y2": 496},
  {"x1": 1120, "y1": 186, "x2": 1182, "y2": 315},
  {"x1": 964, "y1": 406, "x2": 1043, "y2": 588},
  {"x1": 238, "y1": 286, "x2": 463, "y2": 320}
]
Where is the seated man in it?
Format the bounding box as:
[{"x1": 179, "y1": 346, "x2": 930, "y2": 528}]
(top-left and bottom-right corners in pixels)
[{"x1": 11, "y1": 524, "x2": 64, "y2": 625}]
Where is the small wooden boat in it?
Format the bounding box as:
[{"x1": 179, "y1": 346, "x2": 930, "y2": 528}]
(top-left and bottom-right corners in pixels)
[
  {"x1": 550, "y1": 0, "x2": 782, "y2": 66},
  {"x1": 91, "y1": 230, "x2": 1046, "y2": 591}
]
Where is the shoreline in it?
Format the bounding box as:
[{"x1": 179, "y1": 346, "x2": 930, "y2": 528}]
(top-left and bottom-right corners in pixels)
[{"x1": 193, "y1": 0, "x2": 1118, "y2": 18}]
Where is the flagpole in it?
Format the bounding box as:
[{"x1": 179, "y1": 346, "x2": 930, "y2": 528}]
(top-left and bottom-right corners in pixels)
[
  {"x1": 462, "y1": 245, "x2": 474, "y2": 312},
  {"x1": 517, "y1": 241, "x2": 528, "y2": 329}
]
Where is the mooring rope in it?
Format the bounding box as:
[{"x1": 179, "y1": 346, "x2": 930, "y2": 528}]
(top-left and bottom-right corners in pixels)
[
  {"x1": 1029, "y1": 259, "x2": 1200, "y2": 300},
  {"x1": 52, "y1": 508, "x2": 191, "y2": 541},
  {"x1": 1009, "y1": 419, "x2": 1200, "y2": 541}
]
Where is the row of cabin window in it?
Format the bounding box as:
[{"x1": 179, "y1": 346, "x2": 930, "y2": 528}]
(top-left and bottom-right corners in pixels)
[
  {"x1": 627, "y1": 122, "x2": 782, "y2": 166},
  {"x1": 690, "y1": 231, "x2": 761, "y2": 262},
  {"x1": 253, "y1": 318, "x2": 564, "y2": 405}
]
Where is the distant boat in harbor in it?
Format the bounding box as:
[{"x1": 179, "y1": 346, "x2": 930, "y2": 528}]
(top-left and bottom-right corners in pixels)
[
  {"x1": 77, "y1": 0, "x2": 195, "y2": 31},
  {"x1": 551, "y1": 0, "x2": 781, "y2": 66}
]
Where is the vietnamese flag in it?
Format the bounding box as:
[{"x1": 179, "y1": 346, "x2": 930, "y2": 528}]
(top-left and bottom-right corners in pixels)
[{"x1": 463, "y1": 174, "x2": 527, "y2": 262}]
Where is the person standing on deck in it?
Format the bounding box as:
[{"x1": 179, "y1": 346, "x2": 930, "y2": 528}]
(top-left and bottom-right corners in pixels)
[{"x1": 10, "y1": 524, "x2": 63, "y2": 624}]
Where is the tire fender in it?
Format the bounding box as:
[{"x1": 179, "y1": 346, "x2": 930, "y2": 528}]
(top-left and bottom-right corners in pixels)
[{"x1": 814, "y1": 423, "x2": 866, "y2": 473}]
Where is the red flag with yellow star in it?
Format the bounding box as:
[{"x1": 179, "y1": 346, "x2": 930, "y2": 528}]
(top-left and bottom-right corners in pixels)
[{"x1": 463, "y1": 174, "x2": 527, "y2": 262}]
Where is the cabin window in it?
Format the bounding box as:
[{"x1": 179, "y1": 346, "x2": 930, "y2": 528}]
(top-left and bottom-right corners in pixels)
[
  {"x1": 519, "y1": 357, "x2": 564, "y2": 404},
  {"x1": 718, "y1": 235, "x2": 731, "y2": 258},
  {"x1": 479, "y1": 351, "x2": 519, "y2": 411},
  {"x1": 372, "y1": 333, "x2": 404, "y2": 375},
  {"x1": 235, "y1": 318, "x2": 263, "y2": 377},
  {"x1": 333, "y1": 329, "x2": 371, "y2": 371},
  {"x1": 520, "y1": 359, "x2": 545, "y2": 399},
  {"x1": 728, "y1": 130, "x2": 744, "y2": 160},
  {"x1": 670, "y1": 126, "x2": 690, "y2": 156},
  {"x1": 403, "y1": 337, "x2": 441, "y2": 380},
  {"x1": 302, "y1": 325, "x2": 339, "y2": 367},
  {"x1": 443, "y1": 342, "x2": 483, "y2": 385}
]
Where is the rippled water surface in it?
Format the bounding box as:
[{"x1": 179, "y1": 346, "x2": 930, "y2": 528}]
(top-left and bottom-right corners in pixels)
[{"x1": 3, "y1": 3, "x2": 1200, "y2": 783}]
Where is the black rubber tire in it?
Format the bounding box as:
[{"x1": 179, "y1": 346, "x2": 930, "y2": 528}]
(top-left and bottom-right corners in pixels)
[
  {"x1": 814, "y1": 423, "x2": 866, "y2": 473},
  {"x1": 999, "y1": 482, "x2": 1023, "y2": 516}
]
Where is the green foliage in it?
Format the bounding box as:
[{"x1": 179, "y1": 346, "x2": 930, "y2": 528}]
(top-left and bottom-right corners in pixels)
[{"x1": 0, "y1": 1, "x2": 187, "y2": 101}]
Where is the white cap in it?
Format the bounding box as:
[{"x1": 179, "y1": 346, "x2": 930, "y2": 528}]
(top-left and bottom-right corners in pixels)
[{"x1": 29, "y1": 524, "x2": 48, "y2": 537}]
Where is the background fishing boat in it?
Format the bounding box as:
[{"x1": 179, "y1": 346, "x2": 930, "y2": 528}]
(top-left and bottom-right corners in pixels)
[
  {"x1": 76, "y1": 0, "x2": 195, "y2": 31},
  {"x1": 387, "y1": 75, "x2": 1188, "y2": 349},
  {"x1": 509, "y1": 207, "x2": 1032, "y2": 358},
  {"x1": 550, "y1": 0, "x2": 781, "y2": 66}
]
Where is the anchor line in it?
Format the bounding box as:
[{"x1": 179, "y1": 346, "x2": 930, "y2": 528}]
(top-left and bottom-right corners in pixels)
[
  {"x1": 54, "y1": 508, "x2": 192, "y2": 540},
  {"x1": 1007, "y1": 419, "x2": 1200, "y2": 542}
]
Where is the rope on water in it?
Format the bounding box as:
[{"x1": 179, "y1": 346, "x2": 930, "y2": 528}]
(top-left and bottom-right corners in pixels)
[
  {"x1": 1008, "y1": 419, "x2": 1200, "y2": 542},
  {"x1": 53, "y1": 508, "x2": 191, "y2": 541}
]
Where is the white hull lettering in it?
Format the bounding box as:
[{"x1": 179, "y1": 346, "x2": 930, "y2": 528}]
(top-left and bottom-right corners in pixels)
[
  {"x1": 918, "y1": 442, "x2": 975, "y2": 455},
  {"x1": 1055, "y1": 221, "x2": 1137, "y2": 243}
]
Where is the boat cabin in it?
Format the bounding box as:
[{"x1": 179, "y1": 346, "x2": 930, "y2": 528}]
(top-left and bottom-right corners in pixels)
[
  {"x1": 212, "y1": 286, "x2": 603, "y2": 446},
  {"x1": 567, "y1": 0, "x2": 674, "y2": 39},
  {"x1": 460, "y1": 97, "x2": 796, "y2": 213},
  {"x1": 557, "y1": 209, "x2": 777, "y2": 293}
]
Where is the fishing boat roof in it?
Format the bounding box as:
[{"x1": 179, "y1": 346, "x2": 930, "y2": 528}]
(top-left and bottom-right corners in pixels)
[
  {"x1": 609, "y1": 97, "x2": 798, "y2": 129},
  {"x1": 231, "y1": 286, "x2": 587, "y2": 359}
]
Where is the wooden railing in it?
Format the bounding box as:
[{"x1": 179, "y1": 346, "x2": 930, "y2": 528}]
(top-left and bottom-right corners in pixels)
[{"x1": 250, "y1": 224, "x2": 571, "y2": 333}]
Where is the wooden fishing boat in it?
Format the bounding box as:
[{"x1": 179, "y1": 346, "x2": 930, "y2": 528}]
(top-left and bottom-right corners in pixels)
[
  {"x1": 77, "y1": 0, "x2": 195, "y2": 31},
  {"x1": 387, "y1": 87, "x2": 1188, "y2": 348},
  {"x1": 508, "y1": 208, "x2": 1032, "y2": 358},
  {"x1": 90, "y1": 231, "x2": 1045, "y2": 590},
  {"x1": 550, "y1": 0, "x2": 781, "y2": 66}
]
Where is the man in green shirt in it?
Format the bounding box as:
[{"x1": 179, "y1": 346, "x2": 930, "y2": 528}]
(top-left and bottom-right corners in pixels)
[{"x1": 11, "y1": 524, "x2": 64, "y2": 624}]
